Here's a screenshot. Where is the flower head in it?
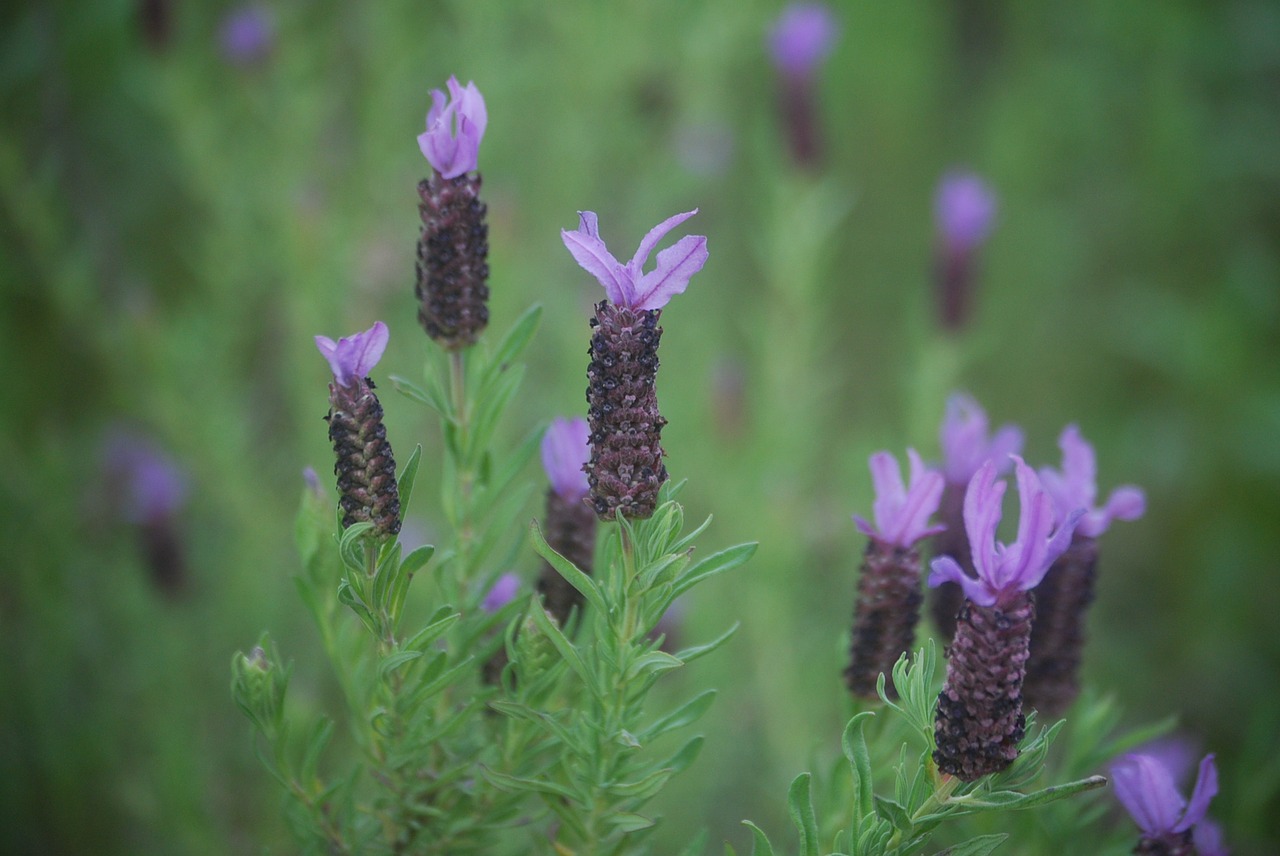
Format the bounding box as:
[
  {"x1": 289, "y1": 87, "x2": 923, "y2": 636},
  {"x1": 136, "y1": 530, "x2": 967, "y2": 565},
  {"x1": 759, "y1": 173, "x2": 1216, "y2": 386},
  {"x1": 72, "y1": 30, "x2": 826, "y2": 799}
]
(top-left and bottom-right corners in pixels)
[
  {"x1": 935, "y1": 172, "x2": 997, "y2": 254},
  {"x1": 929, "y1": 456, "x2": 1083, "y2": 607},
  {"x1": 103, "y1": 430, "x2": 188, "y2": 524},
  {"x1": 1112, "y1": 753, "x2": 1219, "y2": 838},
  {"x1": 314, "y1": 321, "x2": 389, "y2": 388},
  {"x1": 219, "y1": 5, "x2": 274, "y2": 66},
  {"x1": 768, "y1": 3, "x2": 838, "y2": 79},
  {"x1": 541, "y1": 417, "x2": 591, "y2": 502},
  {"x1": 939, "y1": 392, "x2": 1023, "y2": 486},
  {"x1": 562, "y1": 210, "x2": 708, "y2": 311},
  {"x1": 482, "y1": 572, "x2": 521, "y2": 613},
  {"x1": 854, "y1": 449, "x2": 945, "y2": 548},
  {"x1": 417, "y1": 77, "x2": 487, "y2": 179},
  {"x1": 1039, "y1": 424, "x2": 1145, "y2": 538}
]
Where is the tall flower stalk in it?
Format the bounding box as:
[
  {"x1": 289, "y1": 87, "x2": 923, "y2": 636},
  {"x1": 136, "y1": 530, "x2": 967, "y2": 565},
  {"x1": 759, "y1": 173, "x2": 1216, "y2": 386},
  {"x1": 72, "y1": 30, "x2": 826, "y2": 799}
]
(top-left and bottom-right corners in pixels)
[
  {"x1": 562, "y1": 209, "x2": 708, "y2": 520},
  {"x1": 928, "y1": 457, "x2": 1082, "y2": 781},
  {"x1": 845, "y1": 449, "x2": 944, "y2": 699}
]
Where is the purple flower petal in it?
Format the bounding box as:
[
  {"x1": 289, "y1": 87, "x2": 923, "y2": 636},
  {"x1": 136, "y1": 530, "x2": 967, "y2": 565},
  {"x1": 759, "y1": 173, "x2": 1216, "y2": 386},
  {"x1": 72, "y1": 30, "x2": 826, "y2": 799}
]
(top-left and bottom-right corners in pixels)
[
  {"x1": 1176, "y1": 754, "x2": 1219, "y2": 833},
  {"x1": 315, "y1": 321, "x2": 388, "y2": 387},
  {"x1": 633, "y1": 234, "x2": 709, "y2": 311},
  {"x1": 859, "y1": 449, "x2": 944, "y2": 548},
  {"x1": 935, "y1": 171, "x2": 997, "y2": 253},
  {"x1": 417, "y1": 76, "x2": 486, "y2": 179},
  {"x1": 1112, "y1": 753, "x2": 1187, "y2": 836},
  {"x1": 962, "y1": 459, "x2": 1005, "y2": 581},
  {"x1": 939, "y1": 392, "x2": 1024, "y2": 486},
  {"x1": 561, "y1": 211, "x2": 628, "y2": 305},
  {"x1": 481, "y1": 572, "x2": 521, "y2": 612},
  {"x1": 1193, "y1": 817, "x2": 1229, "y2": 856},
  {"x1": 563, "y1": 209, "x2": 707, "y2": 311},
  {"x1": 928, "y1": 555, "x2": 995, "y2": 607},
  {"x1": 541, "y1": 417, "x2": 591, "y2": 502},
  {"x1": 1040, "y1": 424, "x2": 1145, "y2": 537},
  {"x1": 768, "y1": 3, "x2": 838, "y2": 79}
]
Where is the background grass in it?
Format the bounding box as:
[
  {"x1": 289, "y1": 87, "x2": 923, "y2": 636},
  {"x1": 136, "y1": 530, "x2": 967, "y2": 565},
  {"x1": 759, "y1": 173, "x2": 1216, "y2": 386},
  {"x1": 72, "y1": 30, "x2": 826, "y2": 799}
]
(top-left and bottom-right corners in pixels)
[{"x1": 2, "y1": 0, "x2": 1278, "y2": 853}]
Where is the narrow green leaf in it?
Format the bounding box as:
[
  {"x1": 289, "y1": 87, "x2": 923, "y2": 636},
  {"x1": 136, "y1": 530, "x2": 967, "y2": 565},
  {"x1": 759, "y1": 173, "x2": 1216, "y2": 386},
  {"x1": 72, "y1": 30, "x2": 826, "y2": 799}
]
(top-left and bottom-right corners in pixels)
[
  {"x1": 669, "y1": 512, "x2": 713, "y2": 554},
  {"x1": 482, "y1": 304, "x2": 542, "y2": 389},
  {"x1": 671, "y1": 622, "x2": 740, "y2": 664},
  {"x1": 528, "y1": 597, "x2": 599, "y2": 698},
  {"x1": 480, "y1": 765, "x2": 579, "y2": 801},
  {"x1": 742, "y1": 821, "x2": 776, "y2": 856},
  {"x1": 468, "y1": 364, "x2": 525, "y2": 464},
  {"x1": 530, "y1": 520, "x2": 608, "y2": 615},
  {"x1": 961, "y1": 775, "x2": 1107, "y2": 812},
  {"x1": 471, "y1": 424, "x2": 543, "y2": 522},
  {"x1": 608, "y1": 768, "x2": 673, "y2": 801},
  {"x1": 404, "y1": 609, "x2": 461, "y2": 652},
  {"x1": 671, "y1": 542, "x2": 758, "y2": 599},
  {"x1": 662, "y1": 734, "x2": 705, "y2": 775},
  {"x1": 608, "y1": 812, "x2": 655, "y2": 833},
  {"x1": 639, "y1": 689, "x2": 717, "y2": 743},
  {"x1": 932, "y1": 833, "x2": 1008, "y2": 856},
  {"x1": 787, "y1": 773, "x2": 819, "y2": 856},
  {"x1": 397, "y1": 444, "x2": 423, "y2": 518},
  {"x1": 842, "y1": 711, "x2": 876, "y2": 821},
  {"x1": 627, "y1": 649, "x2": 683, "y2": 679},
  {"x1": 378, "y1": 650, "x2": 422, "y2": 679},
  {"x1": 300, "y1": 717, "x2": 334, "y2": 783},
  {"x1": 389, "y1": 375, "x2": 446, "y2": 415},
  {"x1": 874, "y1": 795, "x2": 913, "y2": 833}
]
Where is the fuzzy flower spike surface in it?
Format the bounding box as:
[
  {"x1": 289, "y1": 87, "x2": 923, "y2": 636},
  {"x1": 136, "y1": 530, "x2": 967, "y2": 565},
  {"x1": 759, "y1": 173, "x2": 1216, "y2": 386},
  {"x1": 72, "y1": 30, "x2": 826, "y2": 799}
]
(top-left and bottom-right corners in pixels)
[
  {"x1": 845, "y1": 449, "x2": 944, "y2": 699},
  {"x1": 316, "y1": 321, "x2": 401, "y2": 538},
  {"x1": 1112, "y1": 753, "x2": 1220, "y2": 855},
  {"x1": 562, "y1": 210, "x2": 708, "y2": 520},
  {"x1": 536, "y1": 417, "x2": 597, "y2": 623},
  {"x1": 1024, "y1": 424, "x2": 1146, "y2": 716},
  {"x1": 415, "y1": 77, "x2": 490, "y2": 350},
  {"x1": 927, "y1": 457, "x2": 1083, "y2": 781}
]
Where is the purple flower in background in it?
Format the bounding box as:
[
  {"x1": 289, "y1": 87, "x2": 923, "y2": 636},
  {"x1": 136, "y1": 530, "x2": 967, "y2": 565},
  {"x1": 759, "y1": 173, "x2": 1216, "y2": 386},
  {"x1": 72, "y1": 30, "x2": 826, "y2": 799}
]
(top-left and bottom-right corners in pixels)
[
  {"x1": 103, "y1": 430, "x2": 188, "y2": 525},
  {"x1": 417, "y1": 77, "x2": 487, "y2": 179},
  {"x1": 854, "y1": 449, "x2": 945, "y2": 548},
  {"x1": 561, "y1": 210, "x2": 708, "y2": 311},
  {"x1": 929, "y1": 457, "x2": 1083, "y2": 607},
  {"x1": 1112, "y1": 753, "x2": 1219, "y2": 844},
  {"x1": 938, "y1": 392, "x2": 1024, "y2": 486},
  {"x1": 219, "y1": 6, "x2": 274, "y2": 66},
  {"x1": 1194, "y1": 818, "x2": 1230, "y2": 856},
  {"x1": 1039, "y1": 424, "x2": 1145, "y2": 537},
  {"x1": 314, "y1": 321, "x2": 389, "y2": 388},
  {"x1": 541, "y1": 417, "x2": 591, "y2": 502},
  {"x1": 935, "y1": 171, "x2": 997, "y2": 254},
  {"x1": 482, "y1": 572, "x2": 521, "y2": 612},
  {"x1": 768, "y1": 3, "x2": 838, "y2": 79}
]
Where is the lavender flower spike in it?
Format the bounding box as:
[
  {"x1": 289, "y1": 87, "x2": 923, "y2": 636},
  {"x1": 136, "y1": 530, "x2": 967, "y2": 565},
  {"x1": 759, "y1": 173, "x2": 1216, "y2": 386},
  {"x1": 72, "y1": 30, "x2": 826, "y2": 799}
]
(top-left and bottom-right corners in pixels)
[
  {"x1": 314, "y1": 321, "x2": 389, "y2": 388},
  {"x1": 854, "y1": 449, "x2": 945, "y2": 548},
  {"x1": 541, "y1": 417, "x2": 591, "y2": 502},
  {"x1": 417, "y1": 76, "x2": 487, "y2": 179},
  {"x1": 537, "y1": 417, "x2": 597, "y2": 623},
  {"x1": 845, "y1": 449, "x2": 944, "y2": 699},
  {"x1": 1112, "y1": 753, "x2": 1219, "y2": 854},
  {"x1": 1039, "y1": 424, "x2": 1146, "y2": 537},
  {"x1": 317, "y1": 322, "x2": 400, "y2": 538},
  {"x1": 929, "y1": 457, "x2": 1084, "y2": 607},
  {"x1": 561, "y1": 210, "x2": 708, "y2": 311}
]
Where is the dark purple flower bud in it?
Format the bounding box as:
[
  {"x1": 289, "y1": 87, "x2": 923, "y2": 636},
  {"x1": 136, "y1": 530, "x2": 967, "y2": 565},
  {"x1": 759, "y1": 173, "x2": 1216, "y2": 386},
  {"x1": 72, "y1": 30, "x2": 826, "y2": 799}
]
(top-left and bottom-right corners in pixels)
[
  {"x1": 414, "y1": 86, "x2": 490, "y2": 350},
  {"x1": 928, "y1": 459, "x2": 1083, "y2": 780},
  {"x1": 930, "y1": 393, "x2": 1024, "y2": 638},
  {"x1": 537, "y1": 418, "x2": 597, "y2": 624},
  {"x1": 417, "y1": 77, "x2": 487, "y2": 180},
  {"x1": 219, "y1": 6, "x2": 274, "y2": 66},
  {"x1": 316, "y1": 322, "x2": 401, "y2": 538},
  {"x1": 1025, "y1": 424, "x2": 1145, "y2": 715},
  {"x1": 846, "y1": 450, "x2": 944, "y2": 699},
  {"x1": 1112, "y1": 753, "x2": 1219, "y2": 855},
  {"x1": 482, "y1": 572, "x2": 521, "y2": 613},
  {"x1": 564, "y1": 211, "x2": 707, "y2": 520}
]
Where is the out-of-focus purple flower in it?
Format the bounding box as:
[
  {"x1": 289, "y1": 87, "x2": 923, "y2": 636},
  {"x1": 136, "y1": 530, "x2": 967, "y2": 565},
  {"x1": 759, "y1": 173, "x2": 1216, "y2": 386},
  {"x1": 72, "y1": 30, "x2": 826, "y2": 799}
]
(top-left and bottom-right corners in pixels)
[
  {"x1": 938, "y1": 392, "x2": 1024, "y2": 486},
  {"x1": 935, "y1": 171, "x2": 997, "y2": 254},
  {"x1": 854, "y1": 449, "x2": 945, "y2": 548},
  {"x1": 103, "y1": 431, "x2": 188, "y2": 524},
  {"x1": 315, "y1": 321, "x2": 389, "y2": 388},
  {"x1": 929, "y1": 457, "x2": 1083, "y2": 607},
  {"x1": 768, "y1": 3, "x2": 838, "y2": 79},
  {"x1": 1039, "y1": 424, "x2": 1145, "y2": 538},
  {"x1": 541, "y1": 417, "x2": 591, "y2": 502},
  {"x1": 482, "y1": 572, "x2": 521, "y2": 613},
  {"x1": 561, "y1": 210, "x2": 708, "y2": 311},
  {"x1": 417, "y1": 77, "x2": 487, "y2": 179},
  {"x1": 219, "y1": 6, "x2": 274, "y2": 66},
  {"x1": 1112, "y1": 753, "x2": 1219, "y2": 838},
  {"x1": 1194, "y1": 817, "x2": 1230, "y2": 856}
]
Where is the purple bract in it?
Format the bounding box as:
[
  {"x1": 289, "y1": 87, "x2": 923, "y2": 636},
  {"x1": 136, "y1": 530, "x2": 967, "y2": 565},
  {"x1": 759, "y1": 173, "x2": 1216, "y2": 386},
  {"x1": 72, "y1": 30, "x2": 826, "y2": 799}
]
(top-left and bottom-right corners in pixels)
[
  {"x1": 928, "y1": 456, "x2": 1083, "y2": 607},
  {"x1": 541, "y1": 417, "x2": 591, "y2": 502},
  {"x1": 219, "y1": 6, "x2": 274, "y2": 66},
  {"x1": 482, "y1": 572, "x2": 521, "y2": 613},
  {"x1": 854, "y1": 449, "x2": 945, "y2": 548},
  {"x1": 768, "y1": 3, "x2": 838, "y2": 79},
  {"x1": 561, "y1": 210, "x2": 708, "y2": 311},
  {"x1": 314, "y1": 321, "x2": 389, "y2": 388},
  {"x1": 1039, "y1": 424, "x2": 1145, "y2": 538},
  {"x1": 418, "y1": 77, "x2": 487, "y2": 179},
  {"x1": 935, "y1": 172, "x2": 997, "y2": 253},
  {"x1": 1112, "y1": 753, "x2": 1219, "y2": 838},
  {"x1": 938, "y1": 392, "x2": 1023, "y2": 486}
]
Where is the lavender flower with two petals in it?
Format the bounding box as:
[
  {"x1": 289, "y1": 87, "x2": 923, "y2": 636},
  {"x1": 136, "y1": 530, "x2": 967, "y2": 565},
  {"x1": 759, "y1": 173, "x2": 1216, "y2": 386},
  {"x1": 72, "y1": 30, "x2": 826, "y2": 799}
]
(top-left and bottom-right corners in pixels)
[
  {"x1": 930, "y1": 392, "x2": 1024, "y2": 639},
  {"x1": 415, "y1": 77, "x2": 490, "y2": 349},
  {"x1": 316, "y1": 321, "x2": 401, "y2": 538},
  {"x1": 536, "y1": 417, "x2": 597, "y2": 623},
  {"x1": 1025, "y1": 425, "x2": 1146, "y2": 715},
  {"x1": 562, "y1": 210, "x2": 708, "y2": 520},
  {"x1": 767, "y1": 3, "x2": 838, "y2": 168},
  {"x1": 845, "y1": 450, "x2": 944, "y2": 699},
  {"x1": 933, "y1": 172, "x2": 997, "y2": 331},
  {"x1": 1112, "y1": 753, "x2": 1221, "y2": 855},
  {"x1": 928, "y1": 457, "x2": 1083, "y2": 781}
]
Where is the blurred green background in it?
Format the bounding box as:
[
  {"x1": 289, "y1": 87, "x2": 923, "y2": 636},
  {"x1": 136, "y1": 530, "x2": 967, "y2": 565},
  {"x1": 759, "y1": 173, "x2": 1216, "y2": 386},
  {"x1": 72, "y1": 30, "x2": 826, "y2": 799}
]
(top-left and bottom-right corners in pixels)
[{"x1": 3, "y1": 0, "x2": 1278, "y2": 853}]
